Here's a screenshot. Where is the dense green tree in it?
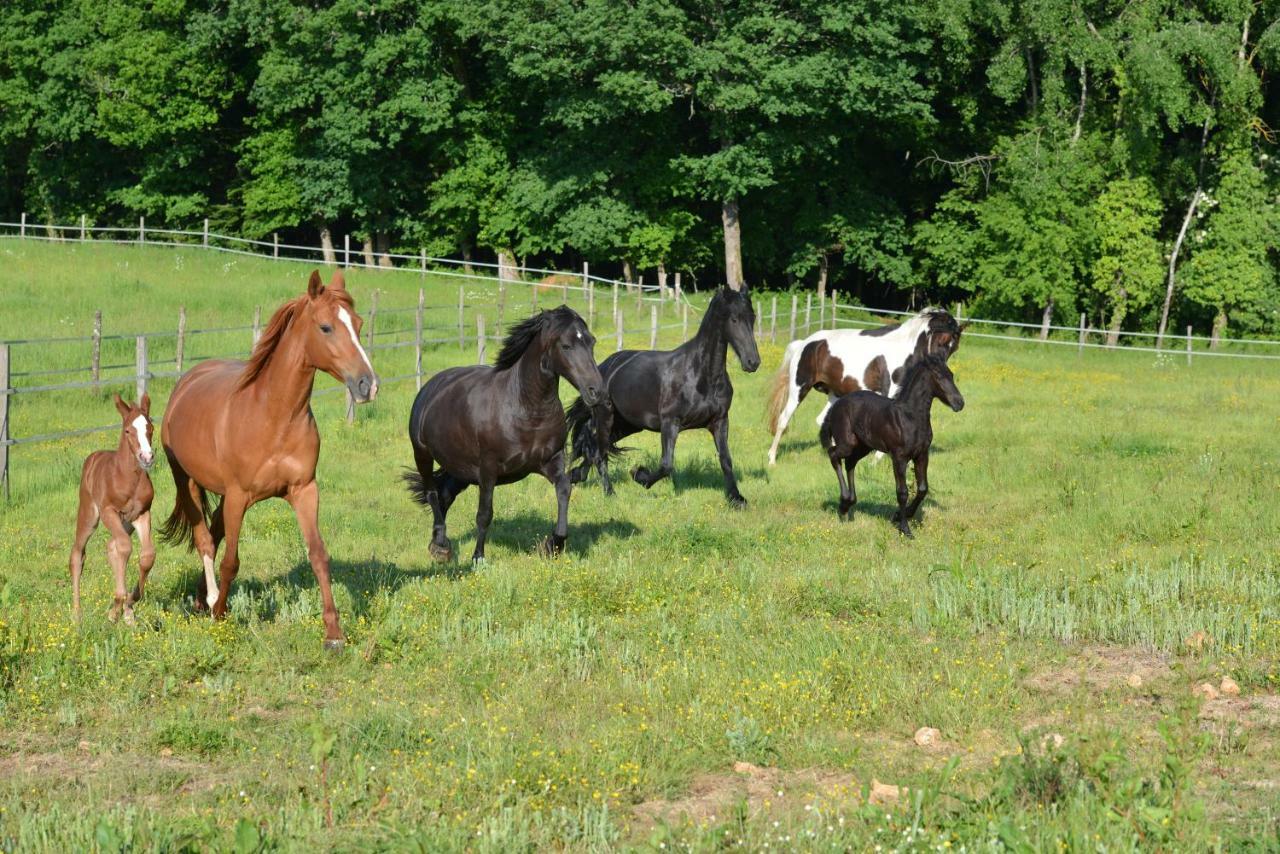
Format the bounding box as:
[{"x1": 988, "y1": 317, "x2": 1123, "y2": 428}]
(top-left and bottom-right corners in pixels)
[{"x1": 1089, "y1": 177, "x2": 1164, "y2": 344}]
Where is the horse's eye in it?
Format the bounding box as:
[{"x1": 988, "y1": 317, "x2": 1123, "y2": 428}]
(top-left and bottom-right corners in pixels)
[{"x1": 320, "y1": 324, "x2": 333, "y2": 334}]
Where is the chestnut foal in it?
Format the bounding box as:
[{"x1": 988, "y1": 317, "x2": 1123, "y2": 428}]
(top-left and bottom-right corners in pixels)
[{"x1": 69, "y1": 394, "x2": 157, "y2": 624}]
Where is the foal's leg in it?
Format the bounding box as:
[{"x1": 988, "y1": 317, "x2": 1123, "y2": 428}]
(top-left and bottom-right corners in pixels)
[
  {"x1": 129, "y1": 511, "x2": 156, "y2": 605},
  {"x1": 287, "y1": 480, "x2": 344, "y2": 648},
  {"x1": 540, "y1": 451, "x2": 571, "y2": 557},
  {"x1": 471, "y1": 476, "x2": 496, "y2": 565},
  {"x1": 100, "y1": 509, "x2": 135, "y2": 625},
  {"x1": 632, "y1": 419, "x2": 679, "y2": 490},
  {"x1": 709, "y1": 415, "x2": 747, "y2": 508},
  {"x1": 904, "y1": 451, "x2": 930, "y2": 520},
  {"x1": 69, "y1": 490, "x2": 99, "y2": 622},
  {"x1": 890, "y1": 456, "x2": 913, "y2": 538},
  {"x1": 211, "y1": 491, "x2": 248, "y2": 620}
]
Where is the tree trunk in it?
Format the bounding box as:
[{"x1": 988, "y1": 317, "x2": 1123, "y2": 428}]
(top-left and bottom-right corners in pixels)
[
  {"x1": 1106, "y1": 287, "x2": 1126, "y2": 347},
  {"x1": 319, "y1": 225, "x2": 337, "y2": 265},
  {"x1": 722, "y1": 196, "x2": 744, "y2": 290},
  {"x1": 375, "y1": 231, "x2": 393, "y2": 269},
  {"x1": 1039, "y1": 298, "x2": 1054, "y2": 340},
  {"x1": 460, "y1": 238, "x2": 474, "y2": 275},
  {"x1": 1158, "y1": 191, "x2": 1200, "y2": 348},
  {"x1": 361, "y1": 236, "x2": 375, "y2": 269},
  {"x1": 622, "y1": 258, "x2": 634, "y2": 284},
  {"x1": 1210, "y1": 309, "x2": 1227, "y2": 349},
  {"x1": 497, "y1": 248, "x2": 519, "y2": 282},
  {"x1": 816, "y1": 251, "x2": 829, "y2": 301}
]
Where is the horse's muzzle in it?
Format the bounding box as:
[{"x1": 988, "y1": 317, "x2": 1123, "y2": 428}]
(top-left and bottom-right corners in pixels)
[
  {"x1": 949, "y1": 395, "x2": 965, "y2": 412},
  {"x1": 348, "y1": 374, "x2": 379, "y2": 403},
  {"x1": 742, "y1": 357, "x2": 761, "y2": 373},
  {"x1": 138, "y1": 453, "x2": 155, "y2": 470},
  {"x1": 581, "y1": 385, "x2": 603, "y2": 407}
]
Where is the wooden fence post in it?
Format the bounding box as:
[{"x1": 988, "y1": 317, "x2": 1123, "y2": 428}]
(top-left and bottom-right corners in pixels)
[
  {"x1": 805, "y1": 294, "x2": 812, "y2": 333},
  {"x1": 1186, "y1": 326, "x2": 1193, "y2": 366},
  {"x1": 80, "y1": 215, "x2": 87, "y2": 242},
  {"x1": 789, "y1": 295, "x2": 797, "y2": 342},
  {"x1": 531, "y1": 280, "x2": 538, "y2": 312},
  {"x1": 582, "y1": 261, "x2": 589, "y2": 293},
  {"x1": 203, "y1": 218, "x2": 209, "y2": 247},
  {"x1": 252, "y1": 306, "x2": 262, "y2": 346},
  {"x1": 650, "y1": 305, "x2": 658, "y2": 349},
  {"x1": 770, "y1": 296, "x2": 777, "y2": 343},
  {"x1": 91, "y1": 310, "x2": 102, "y2": 390},
  {"x1": 615, "y1": 309, "x2": 623, "y2": 352},
  {"x1": 138, "y1": 216, "x2": 145, "y2": 246},
  {"x1": 135, "y1": 336, "x2": 148, "y2": 401},
  {"x1": 635, "y1": 275, "x2": 643, "y2": 312},
  {"x1": 477, "y1": 314, "x2": 486, "y2": 364},
  {"x1": 587, "y1": 277, "x2": 595, "y2": 327},
  {"x1": 420, "y1": 248, "x2": 427, "y2": 275},
  {"x1": 344, "y1": 234, "x2": 350, "y2": 269},
  {"x1": 0, "y1": 344, "x2": 8, "y2": 500},
  {"x1": 674, "y1": 272, "x2": 682, "y2": 302},
  {"x1": 754, "y1": 299, "x2": 762, "y2": 340},
  {"x1": 366, "y1": 290, "x2": 378, "y2": 348},
  {"x1": 658, "y1": 268, "x2": 668, "y2": 300},
  {"x1": 612, "y1": 282, "x2": 619, "y2": 325},
  {"x1": 1078, "y1": 313, "x2": 1086, "y2": 355},
  {"x1": 273, "y1": 233, "x2": 279, "y2": 258},
  {"x1": 562, "y1": 273, "x2": 569, "y2": 303},
  {"x1": 458, "y1": 287, "x2": 465, "y2": 350},
  {"x1": 176, "y1": 307, "x2": 186, "y2": 375},
  {"x1": 415, "y1": 288, "x2": 425, "y2": 389},
  {"x1": 19, "y1": 212, "x2": 26, "y2": 239},
  {"x1": 682, "y1": 302, "x2": 689, "y2": 341}
]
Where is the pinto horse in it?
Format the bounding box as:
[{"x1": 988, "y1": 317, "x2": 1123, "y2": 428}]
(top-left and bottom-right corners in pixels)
[
  {"x1": 765, "y1": 308, "x2": 962, "y2": 465},
  {"x1": 819, "y1": 353, "x2": 965, "y2": 538},
  {"x1": 69, "y1": 394, "x2": 156, "y2": 624},
  {"x1": 567, "y1": 286, "x2": 761, "y2": 506},
  {"x1": 404, "y1": 306, "x2": 603, "y2": 565},
  {"x1": 159, "y1": 269, "x2": 377, "y2": 649}
]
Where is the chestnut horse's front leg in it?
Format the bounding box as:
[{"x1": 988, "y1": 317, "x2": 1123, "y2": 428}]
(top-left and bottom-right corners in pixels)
[
  {"x1": 211, "y1": 491, "x2": 247, "y2": 621},
  {"x1": 287, "y1": 480, "x2": 344, "y2": 648}
]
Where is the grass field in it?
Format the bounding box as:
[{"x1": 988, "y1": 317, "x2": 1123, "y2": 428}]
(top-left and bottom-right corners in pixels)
[{"x1": 2, "y1": 240, "x2": 1279, "y2": 850}]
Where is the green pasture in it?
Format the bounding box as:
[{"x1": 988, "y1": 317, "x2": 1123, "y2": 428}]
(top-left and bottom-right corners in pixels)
[{"x1": 1, "y1": 241, "x2": 1278, "y2": 850}]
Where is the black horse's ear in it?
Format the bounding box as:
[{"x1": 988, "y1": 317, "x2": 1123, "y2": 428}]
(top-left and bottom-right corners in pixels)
[{"x1": 307, "y1": 270, "x2": 325, "y2": 298}]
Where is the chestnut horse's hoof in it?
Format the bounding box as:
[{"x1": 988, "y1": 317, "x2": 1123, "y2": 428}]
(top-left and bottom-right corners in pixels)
[
  {"x1": 323, "y1": 638, "x2": 345, "y2": 653},
  {"x1": 428, "y1": 540, "x2": 454, "y2": 563}
]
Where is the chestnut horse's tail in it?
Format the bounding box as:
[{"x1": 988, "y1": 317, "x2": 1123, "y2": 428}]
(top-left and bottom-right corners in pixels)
[
  {"x1": 766, "y1": 340, "x2": 801, "y2": 434},
  {"x1": 158, "y1": 482, "x2": 210, "y2": 551}
]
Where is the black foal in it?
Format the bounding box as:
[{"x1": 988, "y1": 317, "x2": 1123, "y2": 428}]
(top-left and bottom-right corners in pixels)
[{"x1": 818, "y1": 353, "x2": 964, "y2": 537}]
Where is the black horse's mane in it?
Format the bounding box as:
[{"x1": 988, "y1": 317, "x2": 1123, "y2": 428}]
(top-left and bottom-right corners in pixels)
[
  {"x1": 494, "y1": 306, "x2": 578, "y2": 370},
  {"x1": 892, "y1": 352, "x2": 948, "y2": 399},
  {"x1": 696, "y1": 286, "x2": 747, "y2": 332}
]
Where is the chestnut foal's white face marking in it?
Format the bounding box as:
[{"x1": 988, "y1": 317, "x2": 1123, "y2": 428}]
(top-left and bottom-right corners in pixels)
[
  {"x1": 131, "y1": 415, "x2": 154, "y2": 466},
  {"x1": 336, "y1": 306, "x2": 377, "y2": 395}
]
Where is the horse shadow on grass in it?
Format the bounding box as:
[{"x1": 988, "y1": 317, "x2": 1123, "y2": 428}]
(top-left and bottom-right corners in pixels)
[{"x1": 597, "y1": 454, "x2": 770, "y2": 496}]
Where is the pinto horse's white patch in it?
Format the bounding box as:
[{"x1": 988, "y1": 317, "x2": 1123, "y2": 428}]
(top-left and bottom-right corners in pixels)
[
  {"x1": 131, "y1": 415, "x2": 152, "y2": 460},
  {"x1": 337, "y1": 307, "x2": 376, "y2": 380}
]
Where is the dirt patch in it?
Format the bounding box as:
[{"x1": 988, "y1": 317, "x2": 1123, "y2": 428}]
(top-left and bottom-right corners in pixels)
[
  {"x1": 1024, "y1": 644, "x2": 1172, "y2": 694},
  {"x1": 1199, "y1": 693, "x2": 1280, "y2": 729},
  {"x1": 631, "y1": 763, "x2": 860, "y2": 831}
]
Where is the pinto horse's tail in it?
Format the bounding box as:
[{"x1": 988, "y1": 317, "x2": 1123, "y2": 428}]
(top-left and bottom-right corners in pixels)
[
  {"x1": 567, "y1": 396, "x2": 624, "y2": 472},
  {"x1": 766, "y1": 340, "x2": 802, "y2": 435}
]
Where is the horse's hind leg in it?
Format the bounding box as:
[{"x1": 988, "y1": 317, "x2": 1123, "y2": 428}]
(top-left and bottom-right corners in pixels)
[
  {"x1": 427, "y1": 470, "x2": 469, "y2": 562},
  {"x1": 540, "y1": 451, "x2": 570, "y2": 557},
  {"x1": 168, "y1": 460, "x2": 219, "y2": 611},
  {"x1": 768, "y1": 383, "x2": 809, "y2": 466},
  {"x1": 211, "y1": 491, "x2": 248, "y2": 620},
  {"x1": 69, "y1": 489, "x2": 99, "y2": 622},
  {"x1": 904, "y1": 451, "x2": 929, "y2": 520}
]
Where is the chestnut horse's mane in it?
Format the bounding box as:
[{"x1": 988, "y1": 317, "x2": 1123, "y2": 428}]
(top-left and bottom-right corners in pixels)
[{"x1": 238, "y1": 289, "x2": 354, "y2": 389}]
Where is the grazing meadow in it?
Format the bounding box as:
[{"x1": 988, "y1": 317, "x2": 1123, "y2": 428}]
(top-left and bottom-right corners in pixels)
[{"x1": 1, "y1": 241, "x2": 1279, "y2": 850}]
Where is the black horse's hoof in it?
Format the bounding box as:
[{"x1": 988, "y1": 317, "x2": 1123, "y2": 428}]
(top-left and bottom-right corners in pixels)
[
  {"x1": 428, "y1": 540, "x2": 454, "y2": 563},
  {"x1": 472, "y1": 555, "x2": 486, "y2": 568},
  {"x1": 630, "y1": 466, "x2": 650, "y2": 487},
  {"x1": 540, "y1": 534, "x2": 566, "y2": 557},
  {"x1": 323, "y1": 638, "x2": 345, "y2": 653},
  {"x1": 727, "y1": 495, "x2": 747, "y2": 509},
  {"x1": 897, "y1": 526, "x2": 914, "y2": 539}
]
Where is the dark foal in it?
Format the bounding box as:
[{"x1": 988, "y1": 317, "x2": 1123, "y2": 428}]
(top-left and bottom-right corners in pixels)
[
  {"x1": 405, "y1": 307, "x2": 604, "y2": 565},
  {"x1": 819, "y1": 353, "x2": 964, "y2": 537},
  {"x1": 566, "y1": 286, "x2": 761, "y2": 506},
  {"x1": 69, "y1": 394, "x2": 157, "y2": 624}
]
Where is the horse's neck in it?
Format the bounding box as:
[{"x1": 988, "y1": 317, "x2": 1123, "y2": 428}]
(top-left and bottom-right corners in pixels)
[
  {"x1": 248, "y1": 331, "x2": 317, "y2": 420},
  {"x1": 684, "y1": 315, "x2": 727, "y2": 371},
  {"x1": 509, "y1": 346, "x2": 559, "y2": 409},
  {"x1": 896, "y1": 374, "x2": 936, "y2": 421},
  {"x1": 111, "y1": 433, "x2": 140, "y2": 481}
]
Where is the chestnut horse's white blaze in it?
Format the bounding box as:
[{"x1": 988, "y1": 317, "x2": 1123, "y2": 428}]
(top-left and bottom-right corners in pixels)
[
  {"x1": 765, "y1": 308, "x2": 962, "y2": 466},
  {"x1": 337, "y1": 306, "x2": 377, "y2": 395},
  {"x1": 132, "y1": 416, "x2": 154, "y2": 464}
]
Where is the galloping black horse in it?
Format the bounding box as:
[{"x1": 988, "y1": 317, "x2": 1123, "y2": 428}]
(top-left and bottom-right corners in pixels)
[
  {"x1": 819, "y1": 352, "x2": 965, "y2": 537},
  {"x1": 405, "y1": 307, "x2": 603, "y2": 564},
  {"x1": 567, "y1": 287, "x2": 761, "y2": 506}
]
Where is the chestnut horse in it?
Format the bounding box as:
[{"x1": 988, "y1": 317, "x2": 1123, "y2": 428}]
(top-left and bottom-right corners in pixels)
[
  {"x1": 159, "y1": 269, "x2": 377, "y2": 649},
  {"x1": 69, "y1": 394, "x2": 156, "y2": 624}
]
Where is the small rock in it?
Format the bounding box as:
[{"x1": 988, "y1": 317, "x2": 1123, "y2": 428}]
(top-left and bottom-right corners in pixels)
[
  {"x1": 869, "y1": 779, "x2": 901, "y2": 806},
  {"x1": 732, "y1": 761, "x2": 764, "y2": 776},
  {"x1": 1184, "y1": 631, "x2": 1212, "y2": 652},
  {"x1": 913, "y1": 726, "x2": 941, "y2": 747},
  {"x1": 1219, "y1": 676, "x2": 1241, "y2": 697},
  {"x1": 76, "y1": 740, "x2": 91, "y2": 753},
  {"x1": 1041, "y1": 732, "x2": 1065, "y2": 751},
  {"x1": 1193, "y1": 682, "x2": 1220, "y2": 700},
  {"x1": 159, "y1": 747, "x2": 174, "y2": 758},
  {"x1": 1125, "y1": 673, "x2": 1143, "y2": 689}
]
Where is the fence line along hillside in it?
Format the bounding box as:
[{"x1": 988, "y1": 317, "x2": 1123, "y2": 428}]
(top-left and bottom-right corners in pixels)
[{"x1": 3, "y1": 224, "x2": 1278, "y2": 499}]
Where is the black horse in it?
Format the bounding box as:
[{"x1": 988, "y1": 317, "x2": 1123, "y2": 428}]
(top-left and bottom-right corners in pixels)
[
  {"x1": 567, "y1": 287, "x2": 761, "y2": 506},
  {"x1": 819, "y1": 352, "x2": 964, "y2": 537},
  {"x1": 404, "y1": 307, "x2": 604, "y2": 564}
]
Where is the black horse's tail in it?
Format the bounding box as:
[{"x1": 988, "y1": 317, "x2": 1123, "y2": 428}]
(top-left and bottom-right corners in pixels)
[
  {"x1": 818, "y1": 405, "x2": 836, "y2": 453},
  {"x1": 402, "y1": 469, "x2": 431, "y2": 506},
  {"x1": 567, "y1": 397, "x2": 624, "y2": 470}
]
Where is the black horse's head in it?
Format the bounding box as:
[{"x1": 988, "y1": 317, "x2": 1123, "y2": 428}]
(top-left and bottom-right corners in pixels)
[
  {"x1": 495, "y1": 306, "x2": 604, "y2": 405},
  {"x1": 917, "y1": 352, "x2": 965, "y2": 412},
  {"x1": 708, "y1": 286, "x2": 761, "y2": 372},
  {"x1": 918, "y1": 309, "x2": 964, "y2": 359}
]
